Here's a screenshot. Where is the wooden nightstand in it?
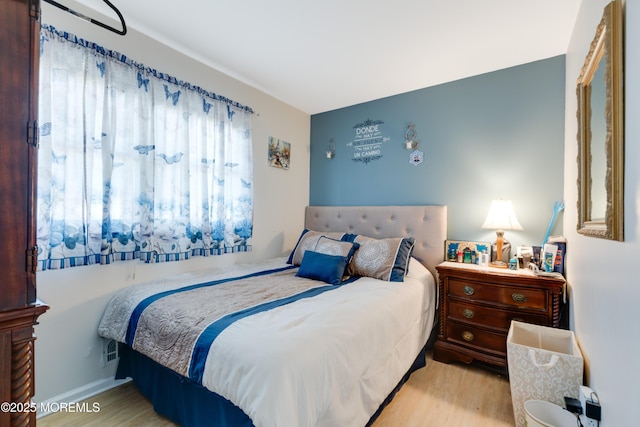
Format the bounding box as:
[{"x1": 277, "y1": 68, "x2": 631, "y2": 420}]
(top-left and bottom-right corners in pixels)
[{"x1": 433, "y1": 261, "x2": 566, "y2": 369}]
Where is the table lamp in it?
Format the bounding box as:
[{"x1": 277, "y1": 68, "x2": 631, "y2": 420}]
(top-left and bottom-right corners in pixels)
[{"x1": 481, "y1": 199, "x2": 523, "y2": 268}]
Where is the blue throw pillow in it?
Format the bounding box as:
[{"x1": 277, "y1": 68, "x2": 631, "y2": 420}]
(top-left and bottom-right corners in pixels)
[{"x1": 296, "y1": 250, "x2": 348, "y2": 285}]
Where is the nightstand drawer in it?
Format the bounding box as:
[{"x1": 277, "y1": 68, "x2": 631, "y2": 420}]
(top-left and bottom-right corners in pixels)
[
  {"x1": 447, "y1": 300, "x2": 549, "y2": 331},
  {"x1": 448, "y1": 278, "x2": 547, "y2": 310},
  {"x1": 445, "y1": 321, "x2": 506, "y2": 356}
]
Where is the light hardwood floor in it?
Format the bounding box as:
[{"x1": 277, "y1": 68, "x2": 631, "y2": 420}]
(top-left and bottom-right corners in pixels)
[{"x1": 38, "y1": 351, "x2": 514, "y2": 427}]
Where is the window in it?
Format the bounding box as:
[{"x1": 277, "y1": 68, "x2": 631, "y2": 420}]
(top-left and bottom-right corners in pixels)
[{"x1": 37, "y1": 26, "x2": 253, "y2": 270}]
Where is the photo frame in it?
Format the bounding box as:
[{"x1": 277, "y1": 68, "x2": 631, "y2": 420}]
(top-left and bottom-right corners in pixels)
[
  {"x1": 445, "y1": 239, "x2": 492, "y2": 263},
  {"x1": 268, "y1": 137, "x2": 290, "y2": 170}
]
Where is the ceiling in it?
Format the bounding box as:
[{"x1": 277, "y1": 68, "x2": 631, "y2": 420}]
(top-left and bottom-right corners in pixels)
[{"x1": 73, "y1": 0, "x2": 582, "y2": 115}]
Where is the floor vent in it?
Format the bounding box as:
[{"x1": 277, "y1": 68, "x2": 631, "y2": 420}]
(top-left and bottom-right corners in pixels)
[{"x1": 102, "y1": 338, "x2": 119, "y2": 367}]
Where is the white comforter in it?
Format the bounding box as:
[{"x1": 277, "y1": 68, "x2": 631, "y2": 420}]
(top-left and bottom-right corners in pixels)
[{"x1": 98, "y1": 257, "x2": 436, "y2": 427}]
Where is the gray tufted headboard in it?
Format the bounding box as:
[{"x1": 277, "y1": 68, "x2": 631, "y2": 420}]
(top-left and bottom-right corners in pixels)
[{"x1": 304, "y1": 205, "x2": 447, "y2": 279}]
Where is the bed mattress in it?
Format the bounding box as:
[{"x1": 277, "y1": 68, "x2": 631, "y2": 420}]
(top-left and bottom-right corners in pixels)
[{"x1": 98, "y1": 256, "x2": 436, "y2": 427}]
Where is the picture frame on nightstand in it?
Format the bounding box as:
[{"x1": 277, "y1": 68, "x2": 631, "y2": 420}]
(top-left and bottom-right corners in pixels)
[{"x1": 445, "y1": 239, "x2": 492, "y2": 263}]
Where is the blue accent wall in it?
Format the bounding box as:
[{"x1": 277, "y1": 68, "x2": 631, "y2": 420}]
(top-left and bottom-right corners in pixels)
[{"x1": 310, "y1": 56, "x2": 565, "y2": 249}]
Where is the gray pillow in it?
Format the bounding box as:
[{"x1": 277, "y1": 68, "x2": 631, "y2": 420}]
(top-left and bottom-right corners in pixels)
[
  {"x1": 345, "y1": 235, "x2": 415, "y2": 282},
  {"x1": 287, "y1": 229, "x2": 345, "y2": 266}
]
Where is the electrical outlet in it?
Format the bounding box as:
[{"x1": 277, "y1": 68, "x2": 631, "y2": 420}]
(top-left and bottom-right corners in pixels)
[{"x1": 580, "y1": 385, "x2": 600, "y2": 427}]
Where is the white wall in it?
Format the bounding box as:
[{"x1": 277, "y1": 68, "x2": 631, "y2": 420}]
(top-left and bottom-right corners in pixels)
[
  {"x1": 34, "y1": 4, "x2": 310, "y2": 403},
  {"x1": 564, "y1": 0, "x2": 640, "y2": 425}
]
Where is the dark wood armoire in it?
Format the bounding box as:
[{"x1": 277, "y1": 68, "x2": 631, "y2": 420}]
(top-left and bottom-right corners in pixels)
[{"x1": 0, "y1": 0, "x2": 48, "y2": 426}]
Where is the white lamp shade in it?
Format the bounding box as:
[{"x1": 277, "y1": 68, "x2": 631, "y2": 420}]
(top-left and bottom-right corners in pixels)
[{"x1": 482, "y1": 200, "x2": 523, "y2": 231}]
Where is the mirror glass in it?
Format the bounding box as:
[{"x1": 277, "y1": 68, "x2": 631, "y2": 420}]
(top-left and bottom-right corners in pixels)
[
  {"x1": 590, "y1": 60, "x2": 606, "y2": 221},
  {"x1": 576, "y1": 0, "x2": 624, "y2": 241}
]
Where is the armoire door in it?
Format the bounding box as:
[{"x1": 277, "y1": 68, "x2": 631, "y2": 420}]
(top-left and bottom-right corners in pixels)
[
  {"x1": 0, "y1": 0, "x2": 39, "y2": 311},
  {"x1": 0, "y1": 1, "x2": 48, "y2": 426}
]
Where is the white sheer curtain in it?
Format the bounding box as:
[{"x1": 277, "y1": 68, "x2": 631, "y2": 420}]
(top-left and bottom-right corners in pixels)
[{"x1": 37, "y1": 25, "x2": 253, "y2": 270}]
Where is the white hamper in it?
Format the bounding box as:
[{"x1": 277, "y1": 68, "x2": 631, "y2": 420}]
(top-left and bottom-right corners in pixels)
[{"x1": 507, "y1": 321, "x2": 583, "y2": 427}]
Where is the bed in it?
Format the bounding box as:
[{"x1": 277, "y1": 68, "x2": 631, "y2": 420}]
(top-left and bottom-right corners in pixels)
[{"x1": 98, "y1": 205, "x2": 447, "y2": 427}]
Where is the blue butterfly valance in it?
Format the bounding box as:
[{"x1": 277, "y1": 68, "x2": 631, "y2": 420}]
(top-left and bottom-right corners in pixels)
[{"x1": 41, "y1": 25, "x2": 254, "y2": 114}]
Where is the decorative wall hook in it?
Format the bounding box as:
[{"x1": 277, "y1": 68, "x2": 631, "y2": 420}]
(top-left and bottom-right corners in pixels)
[
  {"x1": 405, "y1": 123, "x2": 418, "y2": 150},
  {"x1": 326, "y1": 137, "x2": 336, "y2": 159}
]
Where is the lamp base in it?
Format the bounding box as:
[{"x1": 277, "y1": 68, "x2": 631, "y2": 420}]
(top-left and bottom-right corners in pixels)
[{"x1": 489, "y1": 260, "x2": 509, "y2": 269}]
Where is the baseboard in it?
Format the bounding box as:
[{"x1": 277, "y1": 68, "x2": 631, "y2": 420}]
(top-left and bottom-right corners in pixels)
[{"x1": 36, "y1": 377, "x2": 131, "y2": 418}]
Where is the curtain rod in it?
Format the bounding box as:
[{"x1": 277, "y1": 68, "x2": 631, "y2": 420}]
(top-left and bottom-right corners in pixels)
[{"x1": 43, "y1": 0, "x2": 127, "y2": 36}]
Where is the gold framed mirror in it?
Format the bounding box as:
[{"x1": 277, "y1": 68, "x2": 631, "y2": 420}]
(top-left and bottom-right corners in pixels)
[{"x1": 577, "y1": 0, "x2": 624, "y2": 241}]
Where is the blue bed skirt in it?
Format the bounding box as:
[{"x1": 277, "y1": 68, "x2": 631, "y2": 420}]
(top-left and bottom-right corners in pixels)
[{"x1": 116, "y1": 343, "x2": 428, "y2": 427}]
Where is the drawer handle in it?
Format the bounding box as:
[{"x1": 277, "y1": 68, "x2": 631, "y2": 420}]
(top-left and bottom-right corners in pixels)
[
  {"x1": 463, "y1": 286, "x2": 475, "y2": 296},
  {"x1": 462, "y1": 308, "x2": 475, "y2": 319},
  {"x1": 512, "y1": 293, "x2": 527, "y2": 303},
  {"x1": 462, "y1": 331, "x2": 474, "y2": 342}
]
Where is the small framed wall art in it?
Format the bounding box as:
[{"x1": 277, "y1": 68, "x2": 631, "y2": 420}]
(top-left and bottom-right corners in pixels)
[{"x1": 268, "y1": 137, "x2": 290, "y2": 170}]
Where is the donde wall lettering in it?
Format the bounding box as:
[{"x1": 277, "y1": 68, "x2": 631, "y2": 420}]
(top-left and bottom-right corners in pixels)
[{"x1": 347, "y1": 119, "x2": 390, "y2": 164}]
